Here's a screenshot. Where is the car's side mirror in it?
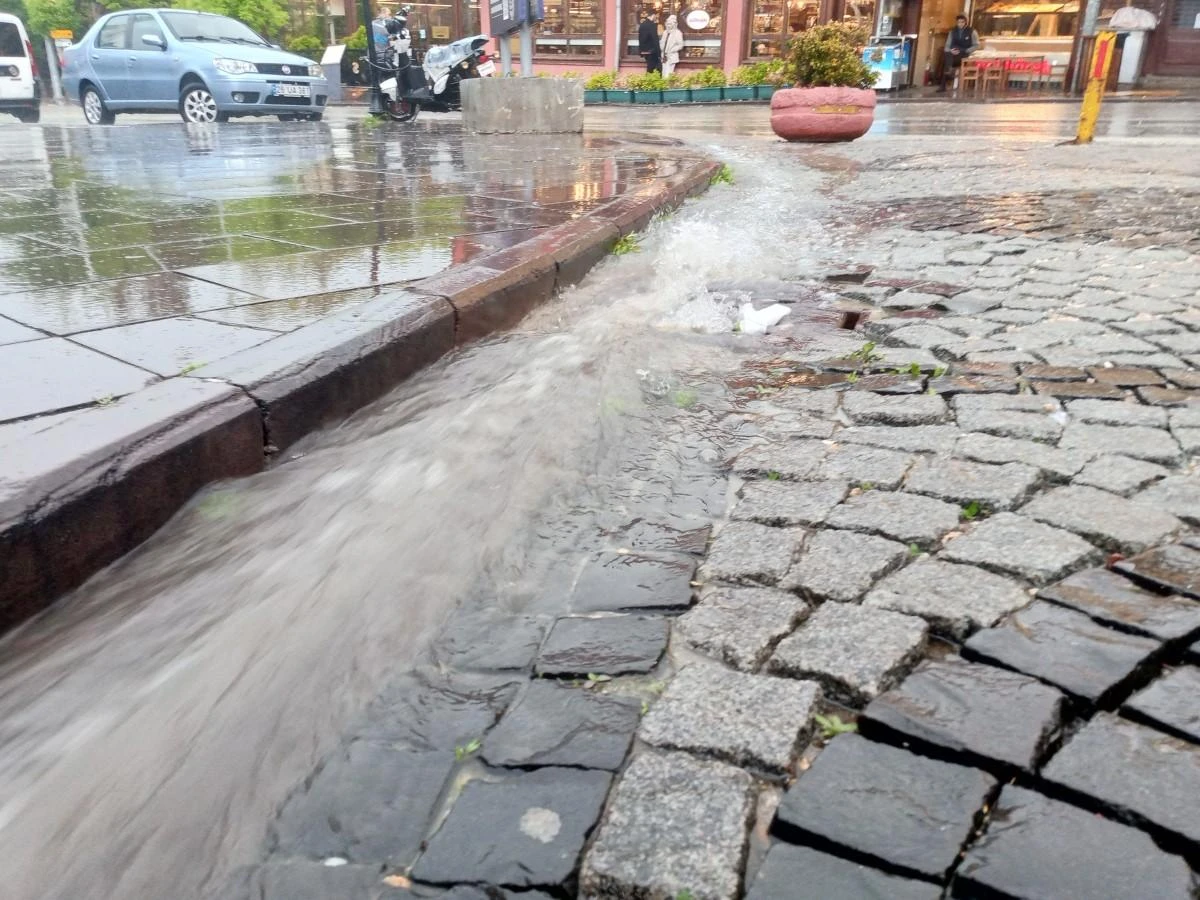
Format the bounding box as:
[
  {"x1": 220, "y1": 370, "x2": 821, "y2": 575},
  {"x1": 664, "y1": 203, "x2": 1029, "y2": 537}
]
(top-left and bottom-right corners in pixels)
[{"x1": 141, "y1": 33, "x2": 166, "y2": 50}]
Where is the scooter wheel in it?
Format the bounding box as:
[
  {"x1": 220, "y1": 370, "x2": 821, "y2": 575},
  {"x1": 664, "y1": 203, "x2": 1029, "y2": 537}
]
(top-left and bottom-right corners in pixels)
[{"x1": 385, "y1": 98, "x2": 419, "y2": 123}]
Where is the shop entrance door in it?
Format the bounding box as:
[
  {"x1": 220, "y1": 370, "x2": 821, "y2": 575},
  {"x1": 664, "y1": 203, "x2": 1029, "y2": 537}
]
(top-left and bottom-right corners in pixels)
[{"x1": 1152, "y1": 0, "x2": 1200, "y2": 74}]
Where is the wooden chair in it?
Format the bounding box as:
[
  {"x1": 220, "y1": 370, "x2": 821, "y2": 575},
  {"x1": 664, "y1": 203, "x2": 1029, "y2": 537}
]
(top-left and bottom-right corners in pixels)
[
  {"x1": 981, "y1": 64, "x2": 1008, "y2": 96},
  {"x1": 958, "y1": 61, "x2": 981, "y2": 94}
]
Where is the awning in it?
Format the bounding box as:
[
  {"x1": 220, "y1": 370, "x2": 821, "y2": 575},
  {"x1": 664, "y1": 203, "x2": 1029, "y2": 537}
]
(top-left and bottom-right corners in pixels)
[{"x1": 981, "y1": 0, "x2": 1079, "y2": 12}]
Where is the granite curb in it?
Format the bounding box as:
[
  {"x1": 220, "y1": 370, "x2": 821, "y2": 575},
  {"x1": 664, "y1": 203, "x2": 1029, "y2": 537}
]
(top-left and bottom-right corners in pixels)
[{"x1": 0, "y1": 157, "x2": 720, "y2": 634}]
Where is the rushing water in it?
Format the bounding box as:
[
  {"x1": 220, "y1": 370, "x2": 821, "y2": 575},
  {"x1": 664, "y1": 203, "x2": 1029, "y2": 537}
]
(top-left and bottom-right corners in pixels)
[{"x1": 0, "y1": 127, "x2": 862, "y2": 899}]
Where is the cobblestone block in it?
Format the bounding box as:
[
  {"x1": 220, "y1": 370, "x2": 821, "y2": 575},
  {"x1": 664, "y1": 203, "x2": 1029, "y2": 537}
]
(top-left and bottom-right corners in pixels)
[
  {"x1": 1123, "y1": 666, "x2": 1200, "y2": 744},
  {"x1": 1073, "y1": 454, "x2": 1169, "y2": 495},
  {"x1": 676, "y1": 585, "x2": 810, "y2": 672},
  {"x1": 1170, "y1": 406, "x2": 1200, "y2": 429},
  {"x1": 1031, "y1": 380, "x2": 1127, "y2": 400},
  {"x1": 730, "y1": 440, "x2": 827, "y2": 480},
  {"x1": 247, "y1": 861, "x2": 424, "y2": 900},
  {"x1": 1165, "y1": 370, "x2": 1200, "y2": 390},
  {"x1": 1173, "y1": 428, "x2": 1200, "y2": 454},
  {"x1": 962, "y1": 601, "x2": 1159, "y2": 704},
  {"x1": 571, "y1": 552, "x2": 696, "y2": 613},
  {"x1": 579, "y1": 751, "x2": 754, "y2": 900},
  {"x1": 433, "y1": 613, "x2": 549, "y2": 672},
  {"x1": 701, "y1": 522, "x2": 803, "y2": 587},
  {"x1": 781, "y1": 528, "x2": 909, "y2": 603},
  {"x1": 948, "y1": 249, "x2": 993, "y2": 266},
  {"x1": 1059, "y1": 422, "x2": 1182, "y2": 465},
  {"x1": 1154, "y1": 330, "x2": 1200, "y2": 355},
  {"x1": 938, "y1": 289, "x2": 1004, "y2": 315},
  {"x1": 942, "y1": 513, "x2": 1100, "y2": 583},
  {"x1": 982, "y1": 308, "x2": 1043, "y2": 325},
  {"x1": 1115, "y1": 543, "x2": 1200, "y2": 599},
  {"x1": 825, "y1": 489, "x2": 962, "y2": 548},
  {"x1": 1087, "y1": 366, "x2": 1166, "y2": 386},
  {"x1": 273, "y1": 744, "x2": 456, "y2": 867},
  {"x1": 1138, "y1": 475, "x2": 1200, "y2": 526},
  {"x1": 732, "y1": 480, "x2": 848, "y2": 527},
  {"x1": 905, "y1": 457, "x2": 1041, "y2": 511},
  {"x1": 1139, "y1": 386, "x2": 1198, "y2": 406},
  {"x1": 863, "y1": 558, "x2": 1032, "y2": 639},
  {"x1": 1038, "y1": 566, "x2": 1200, "y2": 641},
  {"x1": 1020, "y1": 485, "x2": 1182, "y2": 553},
  {"x1": 412, "y1": 767, "x2": 612, "y2": 888},
  {"x1": 1041, "y1": 714, "x2": 1200, "y2": 856},
  {"x1": 770, "y1": 388, "x2": 841, "y2": 416},
  {"x1": 939, "y1": 338, "x2": 1013, "y2": 359},
  {"x1": 841, "y1": 392, "x2": 948, "y2": 426},
  {"x1": 1071, "y1": 304, "x2": 1135, "y2": 323},
  {"x1": 746, "y1": 843, "x2": 940, "y2": 900},
  {"x1": 535, "y1": 615, "x2": 669, "y2": 677},
  {"x1": 768, "y1": 603, "x2": 927, "y2": 706},
  {"x1": 1113, "y1": 319, "x2": 1182, "y2": 337},
  {"x1": 927, "y1": 374, "x2": 1020, "y2": 396},
  {"x1": 953, "y1": 394, "x2": 1064, "y2": 443},
  {"x1": 639, "y1": 662, "x2": 821, "y2": 775},
  {"x1": 886, "y1": 323, "x2": 963, "y2": 349},
  {"x1": 774, "y1": 734, "x2": 995, "y2": 881},
  {"x1": 754, "y1": 411, "x2": 838, "y2": 440},
  {"x1": 882, "y1": 290, "x2": 942, "y2": 309},
  {"x1": 955, "y1": 786, "x2": 1196, "y2": 900},
  {"x1": 955, "y1": 432, "x2": 1090, "y2": 480},
  {"x1": 816, "y1": 443, "x2": 916, "y2": 489},
  {"x1": 861, "y1": 658, "x2": 1064, "y2": 772},
  {"x1": 1066, "y1": 399, "x2": 1168, "y2": 428},
  {"x1": 934, "y1": 317, "x2": 1006, "y2": 338},
  {"x1": 838, "y1": 424, "x2": 961, "y2": 454},
  {"x1": 481, "y1": 681, "x2": 641, "y2": 770}
]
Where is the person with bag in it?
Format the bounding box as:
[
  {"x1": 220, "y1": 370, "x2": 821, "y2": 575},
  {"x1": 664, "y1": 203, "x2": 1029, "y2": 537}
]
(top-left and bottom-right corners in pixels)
[
  {"x1": 638, "y1": 10, "x2": 662, "y2": 73},
  {"x1": 939, "y1": 14, "x2": 979, "y2": 92},
  {"x1": 660, "y1": 15, "x2": 684, "y2": 77}
]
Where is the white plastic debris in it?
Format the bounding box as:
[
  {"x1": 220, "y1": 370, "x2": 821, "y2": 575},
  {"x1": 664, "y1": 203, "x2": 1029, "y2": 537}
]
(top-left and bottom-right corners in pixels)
[{"x1": 738, "y1": 303, "x2": 791, "y2": 335}]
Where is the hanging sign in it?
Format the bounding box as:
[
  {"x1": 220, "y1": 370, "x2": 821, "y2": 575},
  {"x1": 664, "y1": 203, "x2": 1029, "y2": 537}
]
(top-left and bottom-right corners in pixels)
[
  {"x1": 684, "y1": 9, "x2": 710, "y2": 29},
  {"x1": 490, "y1": 0, "x2": 522, "y2": 35}
]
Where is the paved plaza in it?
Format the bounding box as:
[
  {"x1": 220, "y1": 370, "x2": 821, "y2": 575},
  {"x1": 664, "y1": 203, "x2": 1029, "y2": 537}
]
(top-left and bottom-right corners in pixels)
[{"x1": 0, "y1": 103, "x2": 1197, "y2": 899}]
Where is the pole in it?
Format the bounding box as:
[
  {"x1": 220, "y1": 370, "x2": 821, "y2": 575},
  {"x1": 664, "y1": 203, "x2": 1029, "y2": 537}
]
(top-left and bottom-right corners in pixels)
[
  {"x1": 1075, "y1": 29, "x2": 1115, "y2": 144},
  {"x1": 518, "y1": 21, "x2": 532, "y2": 76},
  {"x1": 360, "y1": 0, "x2": 384, "y2": 114},
  {"x1": 42, "y1": 36, "x2": 63, "y2": 102},
  {"x1": 500, "y1": 35, "x2": 513, "y2": 75}
]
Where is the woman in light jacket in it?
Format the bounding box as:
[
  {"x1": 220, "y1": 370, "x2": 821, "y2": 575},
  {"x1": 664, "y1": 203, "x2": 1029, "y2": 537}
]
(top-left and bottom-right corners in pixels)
[{"x1": 661, "y1": 15, "x2": 684, "y2": 78}]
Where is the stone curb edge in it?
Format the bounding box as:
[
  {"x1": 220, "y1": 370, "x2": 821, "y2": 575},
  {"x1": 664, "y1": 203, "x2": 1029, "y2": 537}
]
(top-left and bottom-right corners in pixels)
[{"x1": 0, "y1": 157, "x2": 721, "y2": 636}]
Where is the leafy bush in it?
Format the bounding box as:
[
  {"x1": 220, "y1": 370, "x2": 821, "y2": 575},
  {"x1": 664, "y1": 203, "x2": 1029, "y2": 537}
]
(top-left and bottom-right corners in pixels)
[
  {"x1": 686, "y1": 66, "x2": 726, "y2": 88},
  {"x1": 585, "y1": 70, "x2": 618, "y2": 90},
  {"x1": 287, "y1": 34, "x2": 324, "y2": 59},
  {"x1": 729, "y1": 63, "x2": 767, "y2": 86},
  {"x1": 344, "y1": 25, "x2": 368, "y2": 51},
  {"x1": 665, "y1": 72, "x2": 687, "y2": 89},
  {"x1": 625, "y1": 71, "x2": 666, "y2": 91},
  {"x1": 788, "y1": 23, "x2": 876, "y2": 88}
]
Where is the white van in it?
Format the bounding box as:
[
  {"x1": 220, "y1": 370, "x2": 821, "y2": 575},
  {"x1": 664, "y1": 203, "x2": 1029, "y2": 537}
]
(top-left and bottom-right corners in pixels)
[{"x1": 0, "y1": 13, "x2": 40, "y2": 123}]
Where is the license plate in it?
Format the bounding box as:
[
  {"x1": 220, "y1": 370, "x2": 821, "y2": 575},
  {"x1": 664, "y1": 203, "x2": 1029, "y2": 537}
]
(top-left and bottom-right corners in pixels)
[
  {"x1": 476, "y1": 60, "x2": 496, "y2": 77},
  {"x1": 273, "y1": 83, "x2": 311, "y2": 98}
]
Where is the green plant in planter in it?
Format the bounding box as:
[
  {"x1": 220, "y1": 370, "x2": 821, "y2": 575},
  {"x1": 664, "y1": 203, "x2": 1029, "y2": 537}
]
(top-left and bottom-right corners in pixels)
[
  {"x1": 787, "y1": 22, "x2": 877, "y2": 88},
  {"x1": 686, "y1": 66, "x2": 727, "y2": 88},
  {"x1": 626, "y1": 71, "x2": 667, "y2": 91},
  {"x1": 730, "y1": 62, "x2": 769, "y2": 86},
  {"x1": 665, "y1": 72, "x2": 688, "y2": 89},
  {"x1": 585, "y1": 71, "x2": 618, "y2": 90}
]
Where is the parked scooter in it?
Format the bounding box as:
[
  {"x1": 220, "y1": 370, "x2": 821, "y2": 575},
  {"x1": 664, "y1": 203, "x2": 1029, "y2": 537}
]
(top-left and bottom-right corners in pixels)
[{"x1": 365, "y1": 8, "x2": 494, "y2": 123}]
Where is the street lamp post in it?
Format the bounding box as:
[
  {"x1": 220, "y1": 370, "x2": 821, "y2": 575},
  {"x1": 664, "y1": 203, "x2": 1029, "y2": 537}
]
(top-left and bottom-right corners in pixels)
[{"x1": 360, "y1": 0, "x2": 385, "y2": 115}]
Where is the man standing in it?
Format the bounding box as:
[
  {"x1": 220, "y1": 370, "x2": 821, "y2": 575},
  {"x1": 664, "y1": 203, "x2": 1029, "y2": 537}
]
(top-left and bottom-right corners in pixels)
[
  {"x1": 639, "y1": 10, "x2": 662, "y2": 73},
  {"x1": 939, "y1": 14, "x2": 979, "y2": 92}
]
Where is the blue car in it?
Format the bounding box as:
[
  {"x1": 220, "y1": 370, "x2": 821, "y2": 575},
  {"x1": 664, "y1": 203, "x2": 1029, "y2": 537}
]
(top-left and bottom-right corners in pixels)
[{"x1": 62, "y1": 8, "x2": 330, "y2": 124}]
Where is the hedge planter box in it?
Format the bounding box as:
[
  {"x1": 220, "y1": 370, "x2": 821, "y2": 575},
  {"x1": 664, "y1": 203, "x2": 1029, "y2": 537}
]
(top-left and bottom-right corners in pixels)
[
  {"x1": 770, "y1": 86, "x2": 876, "y2": 142},
  {"x1": 689, "y1": 87, "x2": 724, "y2": 102},
  {"x1": 755, "y1": 85, "x2": 777, "y2": 101},
  {"x1": 603, "y1": 89, "x2": 634, "y2": 104},
  {"x1": 633, "y1": 90, "x2": 663, "y2": 104},
  {"x1": 723, "y1": 86, "x2": 756, "y2": 101},
  {"x1": 661, "y1": 88, "x2": 691, "y2": 104},
  {"x1": 583, "y1": 89, "x2": 606, "y2": 104}
]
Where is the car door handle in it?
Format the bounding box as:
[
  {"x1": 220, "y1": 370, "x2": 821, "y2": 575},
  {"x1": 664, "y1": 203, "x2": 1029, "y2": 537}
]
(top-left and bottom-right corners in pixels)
[{"x1": 91, "y1": 54, "x2": 100, "y2": 60}]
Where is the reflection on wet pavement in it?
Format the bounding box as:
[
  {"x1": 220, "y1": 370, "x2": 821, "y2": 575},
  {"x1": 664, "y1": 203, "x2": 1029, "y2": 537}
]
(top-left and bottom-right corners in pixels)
[{"x1": 0, "y1": 121, "x2": 682, "y2": 427}]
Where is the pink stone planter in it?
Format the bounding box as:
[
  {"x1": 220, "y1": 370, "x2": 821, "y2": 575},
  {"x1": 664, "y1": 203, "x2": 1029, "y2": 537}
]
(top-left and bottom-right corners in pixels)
[{"x1": 770, "y1": 86, "x2": 876, "y2": 143}]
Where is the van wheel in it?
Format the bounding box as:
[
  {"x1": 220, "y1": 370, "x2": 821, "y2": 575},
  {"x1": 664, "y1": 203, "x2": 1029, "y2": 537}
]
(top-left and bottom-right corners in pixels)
[
  {"x1": 16, "y1": 108, "x2": 40, "y2": 123},
  {"x1": 82, "y1": 86, "x2": 115, "y2": 125}
]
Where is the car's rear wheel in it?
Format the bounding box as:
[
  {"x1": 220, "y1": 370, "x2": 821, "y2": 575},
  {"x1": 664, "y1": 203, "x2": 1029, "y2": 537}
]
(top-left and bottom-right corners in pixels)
[
  {"x1": 16, "y1": 108, "x2": 39, "y2": 123},
  {"x1": 307, "y1": 112, "x2": 323, "y2": 121},
  {"x1": 82, "y1": 86, "x2": 115, "y2": 126},
  {"x1": 180, "y1": 82, "x2": 227, "y2": 124}
]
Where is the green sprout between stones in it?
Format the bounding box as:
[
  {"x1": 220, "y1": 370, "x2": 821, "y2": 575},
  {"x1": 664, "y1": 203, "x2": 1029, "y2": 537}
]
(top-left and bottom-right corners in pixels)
[
  {"x1": 179, "y1": 361, "x2": 205, "y2": 375},
  {"x1": 814, "y1": 713, "x2": 857, "y2": 738},
  {"x1": 892, "y1": 362, "x2": 923, "y2": 379},
  {"x1": 677, "y1": 891, "x2": 696, "y2": 900},
  {"x1": 94, "y1": 394, "x2": 116, "y2": 407},
  {"x1": 908, "y1": 543, "x2": 922, "y2": 557},
  {"x1": 932, "y1": 365, "x2": 948, "y2": 377},
  {"x1": 710, "y1": 164, "x2": 734, "y2": 186},
  {"x1": 454, "y1": 737, "x2": 482, "y2": 761},
  {"x1": 960, "y1": 500, "x2": 987, "y2": 521},
  {"x1": 767, "y1": 470, "x2": 782, "y2": 481},
  {"x1": 641, "y1": 699, "x2": 650, "y2": 715},
  {"x1": 586, "y1": 672, "x2": 613, "y2": 683},
  {"x1": 859, "y1": 481, "x2": 875, "y2": 492},
  {"x1": 846, "y1": 371, "x2": 859, "y2": 384},
  {"x1": 612, "y1": 234, "x2": 641, "y2": 256},
  {"x1": 671, "y1": 389, "x2": 699, "y2": 409},
  {"x1": 847, "y1": 341, "x2": 884, "y2": 365}
]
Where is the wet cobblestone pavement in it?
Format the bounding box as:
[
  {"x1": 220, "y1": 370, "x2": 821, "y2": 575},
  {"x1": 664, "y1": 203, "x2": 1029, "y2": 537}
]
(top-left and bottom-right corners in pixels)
[{"x1": 3, "y1": 106, "x2": 1200, "y2": 900}]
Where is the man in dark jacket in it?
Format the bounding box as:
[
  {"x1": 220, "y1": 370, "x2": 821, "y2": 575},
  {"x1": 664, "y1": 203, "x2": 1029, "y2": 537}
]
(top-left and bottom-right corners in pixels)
[
  {"x1": 939, "y1": 14, "x2": 980, "y2": 92},
  {"x1": 638, "y1": 11, "x2": 661, "y2": 73}
]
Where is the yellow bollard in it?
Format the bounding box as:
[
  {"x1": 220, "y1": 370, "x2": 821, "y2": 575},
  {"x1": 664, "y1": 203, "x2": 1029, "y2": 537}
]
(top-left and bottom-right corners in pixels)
[{"x1": 1075, "y1": 30, "x2": 1117, "y2": 144}]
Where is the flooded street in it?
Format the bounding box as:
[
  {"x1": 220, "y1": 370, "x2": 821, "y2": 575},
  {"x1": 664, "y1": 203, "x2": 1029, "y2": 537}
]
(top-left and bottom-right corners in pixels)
[
  {"x1": 1, "y1": 99, "x2": 1197, "y2": 899},
  {"x1": 0, "y1": 122, "x2": 846, "y2": 898}
]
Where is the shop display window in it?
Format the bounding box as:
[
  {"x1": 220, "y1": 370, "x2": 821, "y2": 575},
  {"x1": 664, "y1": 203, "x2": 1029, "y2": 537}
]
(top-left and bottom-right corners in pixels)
[
  {"x1": 408, "y1": 0, "x2": 481, "y2": 44},
  {"x1": 624, "y1": 1, "x2": 725, "y2": 62},
  {"x1": 975, "y1": 0, "x2": 1079, "y2": 37},
  {"x1": 746, "y1": 0, "x2": 819, "y2": 58},
  {"x1": 536, "y1": 0, "x2": 605, "y2": 57}
]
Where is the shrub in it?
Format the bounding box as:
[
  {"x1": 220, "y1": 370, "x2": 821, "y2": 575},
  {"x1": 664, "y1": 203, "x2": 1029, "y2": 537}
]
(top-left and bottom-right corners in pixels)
[
  {"x1": 686, "y1": 66, "x2": 726, "y2": 88},
  {"x1": 787, "y1": 23, "x2": 876, "y2": 88},
  {"x1": 344, "y1": 25, "x2": 367, "y2": 51},
  {"x1": 626, "y1": 71, "x2": 666, "y2": 91},
  {"x1": 287, "y1": 35, "x2": 324, "y2": 59},
  {"x1": 729, "y1": 63, "x2": 768, "y2": 86},
  {"x1": 585, "y1": 70, "x2": 618, "y2": 90},
  {"x1": 665, "y1": 72, "x2": 687, "y2": 89}
]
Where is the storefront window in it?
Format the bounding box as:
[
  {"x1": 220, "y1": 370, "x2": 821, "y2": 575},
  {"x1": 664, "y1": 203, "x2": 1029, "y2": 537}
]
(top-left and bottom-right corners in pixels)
[
  {"x1": 843, "y1": 0, "x2": 875, "y2": 29},
  {"x1": 408, "y1": 0, "x2": 481, "y2": 46},
  {"x1": 747, "y1": 0, "x2": 819, "y2": 58},
  {"x1": 975, "y1": 0, "x2": 1079, "y2": 37},
  {"x1": 624, "y1": 1, "x2": 725, "y2": 62},
  {"x1": 536, "y1": 0, "x2": 605, "y2": 57}
]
